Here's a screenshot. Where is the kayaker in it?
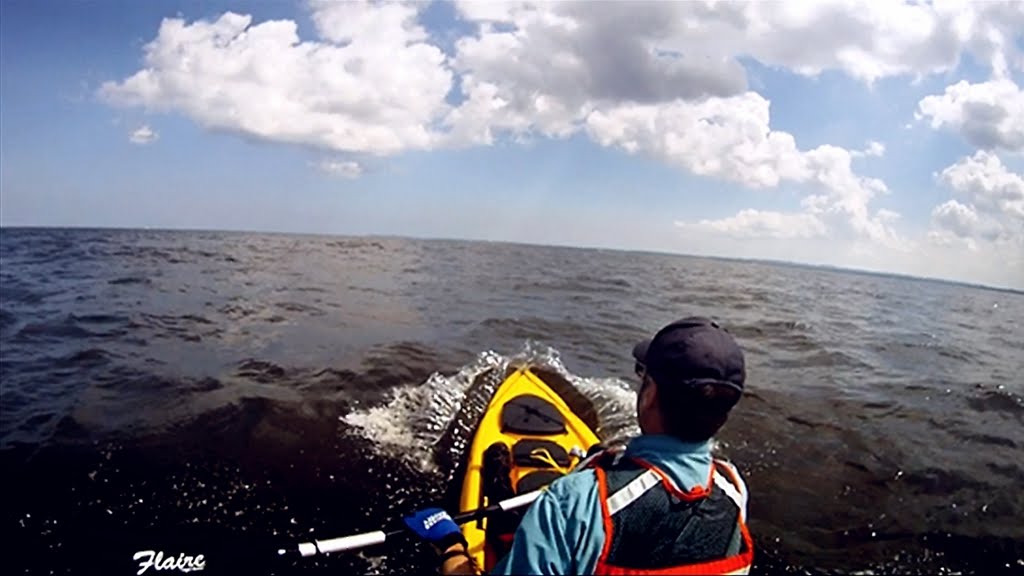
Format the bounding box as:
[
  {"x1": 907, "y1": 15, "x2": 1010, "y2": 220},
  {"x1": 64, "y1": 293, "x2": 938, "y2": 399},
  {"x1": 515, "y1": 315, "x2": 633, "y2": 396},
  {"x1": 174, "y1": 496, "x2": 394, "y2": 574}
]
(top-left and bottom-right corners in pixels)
[{"x1": 405, "y1": 316, "x2": 754, "y2": 575}]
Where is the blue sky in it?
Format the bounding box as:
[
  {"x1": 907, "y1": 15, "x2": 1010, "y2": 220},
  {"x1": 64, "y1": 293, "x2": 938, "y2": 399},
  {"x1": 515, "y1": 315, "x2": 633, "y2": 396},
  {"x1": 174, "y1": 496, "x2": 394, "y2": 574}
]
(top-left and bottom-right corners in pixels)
[{"x1": 2, "y1": 0, "x2": 1023, "y2": 289}]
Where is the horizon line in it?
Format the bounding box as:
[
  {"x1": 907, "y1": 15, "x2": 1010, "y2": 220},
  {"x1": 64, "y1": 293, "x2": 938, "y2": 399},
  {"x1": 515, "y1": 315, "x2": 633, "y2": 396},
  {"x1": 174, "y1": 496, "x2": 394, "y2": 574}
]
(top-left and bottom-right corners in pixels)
[{"x1": 2, "y1": 223, "x2": 1021, "y2": 295}]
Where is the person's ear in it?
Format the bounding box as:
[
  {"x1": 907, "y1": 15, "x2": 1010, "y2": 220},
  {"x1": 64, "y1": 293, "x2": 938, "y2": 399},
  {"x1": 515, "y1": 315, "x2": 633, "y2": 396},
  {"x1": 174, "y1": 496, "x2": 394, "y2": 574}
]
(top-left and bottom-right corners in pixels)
[
  {"x1": 639, "y1": 375, "x2": 659, "y2": 415},
  {"x1": 636, "y1": 375, "x2": 661, "y2": 434}
]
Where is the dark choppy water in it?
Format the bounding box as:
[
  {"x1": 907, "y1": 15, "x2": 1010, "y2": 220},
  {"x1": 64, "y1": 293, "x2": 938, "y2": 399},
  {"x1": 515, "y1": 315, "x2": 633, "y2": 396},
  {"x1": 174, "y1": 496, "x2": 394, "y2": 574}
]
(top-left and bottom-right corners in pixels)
[{"x1": 2, "y1": 227, "x2": 1022, "y2": 575}]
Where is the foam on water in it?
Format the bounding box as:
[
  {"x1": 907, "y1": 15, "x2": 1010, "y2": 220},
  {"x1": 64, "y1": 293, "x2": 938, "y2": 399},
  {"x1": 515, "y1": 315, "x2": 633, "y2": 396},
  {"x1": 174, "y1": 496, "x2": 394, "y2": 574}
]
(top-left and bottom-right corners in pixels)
[
  {"x1": 342, "y1": 341, "x2": 640, "y2": 475},
  {"x1": 341, "y1": 348, "x2": 505, "y2": 474},
  {"x1": 572, "y1": 375, "x2": 641, "y2": 443},
  {"x1": 355, "y1": 550, "x2": 388, "y2": 576}
]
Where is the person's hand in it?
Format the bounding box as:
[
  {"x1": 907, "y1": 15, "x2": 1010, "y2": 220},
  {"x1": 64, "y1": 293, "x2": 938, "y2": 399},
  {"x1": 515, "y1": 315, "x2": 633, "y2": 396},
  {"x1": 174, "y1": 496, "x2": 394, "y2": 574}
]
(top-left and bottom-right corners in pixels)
[{"x1": 403, "y1": 507, "x2": 466, "y2": 551}]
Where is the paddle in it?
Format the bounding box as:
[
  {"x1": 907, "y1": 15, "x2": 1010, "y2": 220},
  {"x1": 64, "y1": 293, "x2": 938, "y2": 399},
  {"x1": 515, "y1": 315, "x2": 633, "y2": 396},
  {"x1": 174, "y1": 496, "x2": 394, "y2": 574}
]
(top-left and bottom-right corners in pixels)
[
  {"x1": 278, "y1": 488, "x2": 544, "y2": 558},
  {"x1": 281, "y1": 444, "x2": 606, "y2": 559}
]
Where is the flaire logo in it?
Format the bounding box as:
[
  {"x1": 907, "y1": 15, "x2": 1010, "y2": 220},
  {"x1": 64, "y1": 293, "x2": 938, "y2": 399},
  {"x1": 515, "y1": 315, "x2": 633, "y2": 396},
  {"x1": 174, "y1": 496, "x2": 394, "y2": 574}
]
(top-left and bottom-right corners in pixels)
[{"x1": 132, "y1": 550, "x2": 206, "y2": 575}]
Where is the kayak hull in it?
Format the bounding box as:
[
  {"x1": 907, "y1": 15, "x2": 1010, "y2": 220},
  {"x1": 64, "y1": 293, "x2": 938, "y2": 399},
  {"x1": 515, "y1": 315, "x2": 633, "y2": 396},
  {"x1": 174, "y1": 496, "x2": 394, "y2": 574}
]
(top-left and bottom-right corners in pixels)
[{"x1": 458, "y1": 367, "x2": 600, "y2": 570}]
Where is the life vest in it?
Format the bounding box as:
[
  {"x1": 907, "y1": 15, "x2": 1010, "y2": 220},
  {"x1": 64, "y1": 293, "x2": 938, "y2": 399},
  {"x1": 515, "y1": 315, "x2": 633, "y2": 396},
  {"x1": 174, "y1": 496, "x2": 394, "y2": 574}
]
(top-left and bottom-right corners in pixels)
[{"x1": 587, "y1": 449, "x2": 754, "y2": 575}]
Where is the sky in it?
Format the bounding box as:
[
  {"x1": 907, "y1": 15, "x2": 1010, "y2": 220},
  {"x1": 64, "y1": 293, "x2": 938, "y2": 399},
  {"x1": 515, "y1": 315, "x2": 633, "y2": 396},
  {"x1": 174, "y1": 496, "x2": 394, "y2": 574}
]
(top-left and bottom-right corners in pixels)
[{"x1": 1, "y1": 0, "x2": 1023, "y2": 290}]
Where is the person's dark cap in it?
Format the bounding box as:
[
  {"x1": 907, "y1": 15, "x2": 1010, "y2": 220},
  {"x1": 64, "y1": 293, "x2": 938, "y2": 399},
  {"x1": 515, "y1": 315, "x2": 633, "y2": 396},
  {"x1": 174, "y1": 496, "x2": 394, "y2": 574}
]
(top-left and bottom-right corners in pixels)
[
  {"x1": 632, "y1": 339, "x2": 650, "y2": 367},
  {"x1": 632, "y1": 317, "x2": 745, "y2": 393}
]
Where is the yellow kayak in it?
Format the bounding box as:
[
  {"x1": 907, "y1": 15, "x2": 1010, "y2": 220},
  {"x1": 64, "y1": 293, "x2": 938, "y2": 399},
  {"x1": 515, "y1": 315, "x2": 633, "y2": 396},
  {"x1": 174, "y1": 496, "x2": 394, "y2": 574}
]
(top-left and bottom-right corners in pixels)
[{"x1": 458, "y1": 366, "x2": 600, "y2": 570}]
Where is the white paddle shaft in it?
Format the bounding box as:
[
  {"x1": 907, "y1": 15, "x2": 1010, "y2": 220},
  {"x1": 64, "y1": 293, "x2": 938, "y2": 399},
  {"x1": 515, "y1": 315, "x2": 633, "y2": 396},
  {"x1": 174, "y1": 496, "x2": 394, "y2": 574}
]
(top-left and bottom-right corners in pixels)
[{"x1": 301, "y1": 530, "x2": 387, "y2": 556}]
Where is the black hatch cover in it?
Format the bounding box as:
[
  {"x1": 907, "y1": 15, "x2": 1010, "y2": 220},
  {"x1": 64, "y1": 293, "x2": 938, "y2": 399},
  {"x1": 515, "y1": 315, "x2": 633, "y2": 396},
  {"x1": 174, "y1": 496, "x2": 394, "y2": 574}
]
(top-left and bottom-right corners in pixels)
[{"x1": 500, "y1": 394, "x2": 567, "y2": 435}]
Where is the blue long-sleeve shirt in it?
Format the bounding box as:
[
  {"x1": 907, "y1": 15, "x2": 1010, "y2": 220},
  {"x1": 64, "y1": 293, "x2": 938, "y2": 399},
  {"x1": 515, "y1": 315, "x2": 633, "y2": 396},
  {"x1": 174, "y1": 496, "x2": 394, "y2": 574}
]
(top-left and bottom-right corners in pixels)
[{"x1": 489, "y1": 434, "x2": 715, "y2": 575}]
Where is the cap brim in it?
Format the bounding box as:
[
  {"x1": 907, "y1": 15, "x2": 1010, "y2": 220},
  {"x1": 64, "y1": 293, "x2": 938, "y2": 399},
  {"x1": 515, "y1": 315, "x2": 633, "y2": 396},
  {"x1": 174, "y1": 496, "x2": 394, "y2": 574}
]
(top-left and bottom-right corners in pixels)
[{"x1": 632, "y1": 338, "x2": 651, "y2": 364}]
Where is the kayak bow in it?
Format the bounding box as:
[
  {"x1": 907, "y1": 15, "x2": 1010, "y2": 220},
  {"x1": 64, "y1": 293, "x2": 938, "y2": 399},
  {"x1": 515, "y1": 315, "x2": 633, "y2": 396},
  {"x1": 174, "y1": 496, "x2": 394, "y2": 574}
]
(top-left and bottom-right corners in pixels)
[{"x1": 459, "y1": 367, "x2": 600, "y2": 570}]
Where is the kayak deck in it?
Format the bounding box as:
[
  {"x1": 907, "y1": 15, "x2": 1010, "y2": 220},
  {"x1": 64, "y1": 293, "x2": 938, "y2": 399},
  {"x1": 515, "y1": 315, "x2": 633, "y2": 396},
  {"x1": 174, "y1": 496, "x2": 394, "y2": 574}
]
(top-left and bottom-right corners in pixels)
[{"x1": 459, "y1": 367, "x2": 600, "y2": 570}]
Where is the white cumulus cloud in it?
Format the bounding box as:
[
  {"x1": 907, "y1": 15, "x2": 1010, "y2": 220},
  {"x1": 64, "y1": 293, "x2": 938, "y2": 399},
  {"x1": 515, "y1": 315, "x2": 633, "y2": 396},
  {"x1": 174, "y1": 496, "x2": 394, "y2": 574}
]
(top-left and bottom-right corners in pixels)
[
  {"x1": 928, "y1": 151, "x2": 1024, "y2": 267},
  {"x1": 453, "y1": 0, "x2": 1022, "y2": 98},
  {"x1": 689, "y1": 210, "x2": 827, "y2": 240},
  {"x1": 129, "y1": 125, "x2": 158, "y2": 145},
  {"x1": 443, "y1": 0, "x2": 1023, "y2": 146},
  {"x1": 917, "y1": 77, "x2": 1024, "y2": 153},
  {"x1": 852, "y1": 140, "x2": 886, "y2": 158},
  {"x1": 317, "y1": 159, "x2": 363, "y2": 179},
  {"x1": 737, "y1": 0, "x2": 1022, "y2": 84},
  {"x1": 100, "y1": 7, "x2": 452, "y2": 155},
  {"x1": 941, "y1": 151, "x2": 1024, "y2": 220},
  {"x1": 588, "y1": 98, "x2": 900, "y2": 247},
  {"x1": 584, "y1": 94, "x2": 804, "y2": 189},
  {"x1": 931, "y1": 199, "x2": 983, "y2": 239}
]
